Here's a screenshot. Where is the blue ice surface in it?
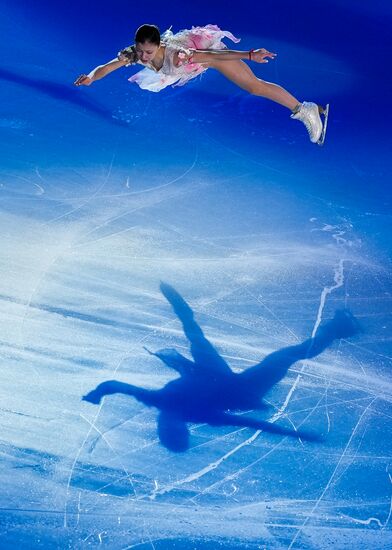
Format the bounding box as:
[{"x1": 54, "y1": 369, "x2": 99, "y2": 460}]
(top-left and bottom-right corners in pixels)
[{"x1": 0, "y1": 0, "x2": 391, "y2": 548}]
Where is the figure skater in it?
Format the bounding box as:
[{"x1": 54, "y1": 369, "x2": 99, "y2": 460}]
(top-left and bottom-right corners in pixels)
[
  {"x1": 83, "y1": 282, "x2": 360, "y2": 452},
  {"x1": 74, "y1": 24, "x2": 329, "y2": 144}
]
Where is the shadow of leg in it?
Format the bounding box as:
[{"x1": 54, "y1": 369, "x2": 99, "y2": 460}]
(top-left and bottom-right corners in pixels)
[{"x1": 240, "y1": 309, "x2": 361, "y2": 394}]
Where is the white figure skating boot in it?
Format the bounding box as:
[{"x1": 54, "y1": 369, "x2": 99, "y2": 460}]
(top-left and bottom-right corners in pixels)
[{"x1": 291, "y1": 102, "x2": 329, "y2": 145}]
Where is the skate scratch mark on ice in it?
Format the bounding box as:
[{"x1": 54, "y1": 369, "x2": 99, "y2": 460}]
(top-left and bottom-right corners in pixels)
[
  {"x1": 84, "y1": 471, "x2": 149, "y2": 512},
  {"x1": 68, "y1": 168, "x2": 252, "y2": 203},
  {"x1": 87, "y1": 474, "x2": 135, "y2": 500},
  {"x1": 251, "y1": 289, "x2": 300, "y2": 342},
  {"x1": 17, "y1": 251, "x2": 74, "y2": 382},
  {"x1": 117, "y1": 149, "x2": 199, "y2": 196},
  {"x1": 188, "y1": 435, "x2": 295, "y2": 502},
  {"x1": 189, "y1": 389, "x2": 329, "y2": 501},
  {"x1": 64, "y1": 404, "x2": 107, "y2": 527},
  {"x1": 194, "y1": 384, "x2": 333, "y2": 501},
  {"x1": 154, "y1": 199, "x2": 244, "y2": 253},
  {"x1": 281, "y1": 258, "x2": 347, "y2": 426},
  {"x1": 70, "y1": 192, "x2": 184, "y2": 249},
  {"x1": 323, "y1": 380, "x2": 332, "y2": 433},
  {"x1": 42, "y1": 153, "x2": 115, "y2": 226},
  {"x1": 35, "y1": 167, "x2": 46, "y2": 185},
  {"x1": 72, "y1": 151, "x2": 199, "y2": 245},
  {"x1": 382, "y1": 468, "x2": 392, "y2": 530},
  {"x1": 91, "y1": 432, "x2": 159, "y2": 464},
  {"x1": 87, "y1": 416, "x2": 136, "y2": 453},
  {"x1": 287, "y1": 397, "x2": 376, "y2": 549},
  {"x1": 82, "y1": 533, "x2": 95, "y2": 543},
  {"x1": 340, "y1": 513, "x2": 383, "y2": 528},
  {"x1": 329, "y1": 400, "x2": 373, "y2": 487},
  {"x1": 146, "y1": 535, "x2": 157, "y2": 550},
  {"x1": 0, "y1": 172, "x2": 37, "y2": 190},
  {"x1": 76, "y1": 491, "x2": 81, "y2": 527},
  {"x1": 290, "y1": 395, "x2": 372, "y2": 418},
  {"x1": 194, "y1": 230, "x2": 303, "y2": 242},
  {"x1": 77, "y1": 418, "x2": 138, "y2": 498},
  {"x1": 144, "y1": 430, "x2": 263, "y2": 500},
  {"x1": 201, "y1": 126, "x2": 294, "y2": 178},
  {"x1": 80, "y1": 412, "x2": 134, "y2": 480},
  {"x1": 188, "y1": 432, "x2": 248, "y2": 461},
  {"x1": 345, "y1": 341, "x2": 392, "y2": 362},
  {"x1": 72, "y1": 224, "x2": 139, "y2": 249},
  {"x1": 87, "y1": 407, "x2": 164, "y2": 454},
  {"x1": 79, "y1": 252, "x2": 300, "y2": 262},
  {"x1": 353, "y1": 354, "x2": 368, "y2": 380},
  {"x1": 33, "y1": 183, "x2": 44, "y2": 195},
  {"x1": 316, "y1": 371, "x2": 392, "y2": 401},
  {"x1": 122, "y1": 539, "x2": 159, "y2": 549},
  {"x1": 122, "y1": 530, "x2": 159, "y2": 549},
  {"x1": 78, "y1": 149, "x2": 199, "y2": 233},
  {"x1": 187, "y1": 425, "x2": 249, "y2": 452},
  {"x1": 312, "y1": 258, "x2": 345, "y2": 337},
  {"x1": 149, "y1": 217, "x2": 235, "y2": 255}
]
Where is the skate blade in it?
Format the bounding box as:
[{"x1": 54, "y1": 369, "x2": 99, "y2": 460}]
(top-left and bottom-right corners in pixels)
[{"x1": 317, "y1": 103, "x2": 329, "y2": 146}]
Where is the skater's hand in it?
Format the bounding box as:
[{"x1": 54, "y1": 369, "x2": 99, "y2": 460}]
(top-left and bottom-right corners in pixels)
[
  {"x1": 250, "y1": 48, "x2": 277, "y2": 63},
  {"x1": 74, "y1": 74, "x2": 93, "y2": 86}
]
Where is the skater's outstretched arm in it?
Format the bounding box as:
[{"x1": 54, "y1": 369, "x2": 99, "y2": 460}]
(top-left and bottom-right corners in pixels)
[
  {"x1": 160, "y1": 282, "x2": 232, "y2": 376},
  {"x1": 174, "y1": 47, "x2": 276, "y2": 66},
  {"x1": 74, "y1": 57, "x2": 129, "y2": 86},
  {"x1": 144, "y1": 346, "x2": 197, "y2": 377}
]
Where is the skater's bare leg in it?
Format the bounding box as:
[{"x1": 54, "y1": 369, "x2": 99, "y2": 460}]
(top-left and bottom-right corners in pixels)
[
  {"x1": 209, "y1": 59, "x2": 328, "y2": 144},
  {"x1": 209, "y1": 59, "x2": 299, "y2": 110}
]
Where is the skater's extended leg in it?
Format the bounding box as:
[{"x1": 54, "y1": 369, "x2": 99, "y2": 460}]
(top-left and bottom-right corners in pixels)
[
  {"x1": 160, "y1": 282, "x2": 232, "y2": 375},
  {"x1": 240, "y1": 309, "x2": 360, "y2": 394},
  {"x1": 209, "y1": 58, "x2": 299, "y2": 110},
  {"x1": 209, "y1": 59, "x2": 326, "y2": 143},
  {"x1": 83, "y1": 380, "x2": 157, "y2": 406}
]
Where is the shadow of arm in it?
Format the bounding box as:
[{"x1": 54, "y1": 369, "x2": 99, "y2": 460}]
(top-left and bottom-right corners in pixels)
[
  {"x1": 144, "y1": 346, "x2": 196, "y2": 376},
  {"x1": 82, "y1": 380, "x2": 156, "y2": 407}
]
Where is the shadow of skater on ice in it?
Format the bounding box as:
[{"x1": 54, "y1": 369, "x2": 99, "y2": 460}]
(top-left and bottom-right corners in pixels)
[{"x1": 83, "y1": 282, "x2": 361, "y2": 452}]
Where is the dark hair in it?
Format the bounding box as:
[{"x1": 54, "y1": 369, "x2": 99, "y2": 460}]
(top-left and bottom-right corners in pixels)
[{"x1": 135, "y1": 24, "x2": 161, "y2": 45}]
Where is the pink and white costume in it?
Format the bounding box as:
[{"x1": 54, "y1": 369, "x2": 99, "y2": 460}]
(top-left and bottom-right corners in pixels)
[{"x1": 121, "y1": 25, "x2": 240, "y2": 92}]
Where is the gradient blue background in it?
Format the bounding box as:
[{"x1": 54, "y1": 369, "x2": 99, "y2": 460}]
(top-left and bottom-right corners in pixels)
[{"x1": 1, "y1": 1, "x2": 391, "y2": 548}]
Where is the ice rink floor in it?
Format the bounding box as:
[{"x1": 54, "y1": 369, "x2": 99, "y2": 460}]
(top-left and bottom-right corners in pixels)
[{"x1": 0, "y1": 1, "x2": 391, "y2": 548}]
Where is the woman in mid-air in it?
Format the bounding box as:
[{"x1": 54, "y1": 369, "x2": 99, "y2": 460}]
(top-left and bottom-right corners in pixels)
[{"x1": 74, "y1": 24, "x2": 329, "y2": 144}]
